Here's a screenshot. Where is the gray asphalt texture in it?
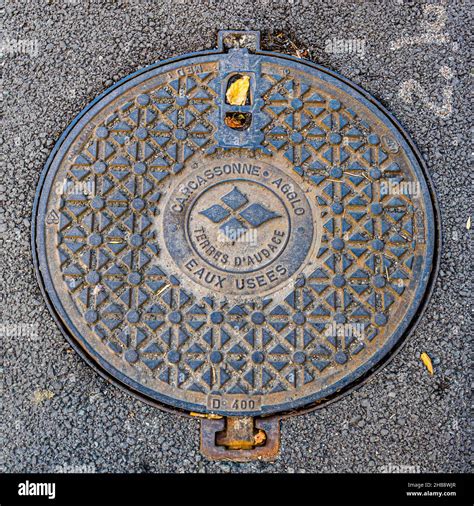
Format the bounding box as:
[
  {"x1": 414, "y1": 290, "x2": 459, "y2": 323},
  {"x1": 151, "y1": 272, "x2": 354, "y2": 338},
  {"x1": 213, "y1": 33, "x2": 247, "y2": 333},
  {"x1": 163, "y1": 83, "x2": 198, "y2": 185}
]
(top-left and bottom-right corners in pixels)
[{"x1": 1, "y1": 0, "x2": 471, "y2": 474}]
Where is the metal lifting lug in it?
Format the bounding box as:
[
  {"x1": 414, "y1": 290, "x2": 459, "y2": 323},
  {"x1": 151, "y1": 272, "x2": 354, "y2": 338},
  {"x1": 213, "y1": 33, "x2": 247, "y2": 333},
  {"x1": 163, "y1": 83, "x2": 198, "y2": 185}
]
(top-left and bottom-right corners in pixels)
[{"x1": 200, "y1": 416, "x2": 281, "y2": 462}]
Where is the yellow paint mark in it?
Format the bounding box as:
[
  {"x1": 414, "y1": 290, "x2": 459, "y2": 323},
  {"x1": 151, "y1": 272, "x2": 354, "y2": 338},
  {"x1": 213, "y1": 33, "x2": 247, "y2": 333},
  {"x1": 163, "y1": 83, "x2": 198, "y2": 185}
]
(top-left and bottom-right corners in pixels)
[
  {"x1": 32, "y1": 389, "x2": 55, "y2": 405},
  {"x1": 420, "y1": 352, "x2": 434, "y2": 375}
]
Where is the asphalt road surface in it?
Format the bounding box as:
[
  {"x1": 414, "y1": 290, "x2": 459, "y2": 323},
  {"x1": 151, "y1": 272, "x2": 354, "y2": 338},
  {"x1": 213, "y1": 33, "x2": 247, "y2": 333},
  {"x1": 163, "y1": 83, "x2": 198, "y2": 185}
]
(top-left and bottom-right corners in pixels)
[{"x1": 1, "y1": 0, "x2": 471, "y2": 473}]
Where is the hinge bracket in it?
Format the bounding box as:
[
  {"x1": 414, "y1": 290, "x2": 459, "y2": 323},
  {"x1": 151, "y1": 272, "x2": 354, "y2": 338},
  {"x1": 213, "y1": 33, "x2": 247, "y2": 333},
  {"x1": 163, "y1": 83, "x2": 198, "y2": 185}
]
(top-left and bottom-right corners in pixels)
[{"x1": 200, "y1": 415, "x2": 280, "y2": 461}]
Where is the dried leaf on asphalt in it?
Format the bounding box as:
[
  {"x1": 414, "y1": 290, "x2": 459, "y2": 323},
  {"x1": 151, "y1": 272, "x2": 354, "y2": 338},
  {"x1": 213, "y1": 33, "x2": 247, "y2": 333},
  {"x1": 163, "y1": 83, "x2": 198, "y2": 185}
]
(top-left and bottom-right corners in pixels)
[
  {"x1": 226, "y1": 75, "x2": 250, "y2": 105},
  {"x1": 254, "y1": 429, "x2": 266, "y2": 446},
  {"x1": 190, "y1": 412, "x2": 223, "y2": 419},
  {"x1": 264, "y1": 31, "x2": 310, "y2": 59},
  {"x1": 420, "y1": 352, "x2": 434, "y2": 375}
]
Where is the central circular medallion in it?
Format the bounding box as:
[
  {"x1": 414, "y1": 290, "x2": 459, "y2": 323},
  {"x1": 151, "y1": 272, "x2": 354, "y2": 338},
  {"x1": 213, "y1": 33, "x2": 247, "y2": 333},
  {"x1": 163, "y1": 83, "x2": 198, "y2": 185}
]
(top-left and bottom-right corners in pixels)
[
  {"x1": 188, "y1": 179, "x2": 290, "y2": 273},
  {"x1": 160, "y1": 158, "x2": 315, "y2": 296}
]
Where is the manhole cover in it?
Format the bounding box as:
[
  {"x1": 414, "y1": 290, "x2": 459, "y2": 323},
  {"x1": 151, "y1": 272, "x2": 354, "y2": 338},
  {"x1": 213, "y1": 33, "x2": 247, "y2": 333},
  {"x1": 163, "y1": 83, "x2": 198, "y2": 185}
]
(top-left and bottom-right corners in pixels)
[{"x1": 33, "y1": 31, "x2": 439, "y2": 460}]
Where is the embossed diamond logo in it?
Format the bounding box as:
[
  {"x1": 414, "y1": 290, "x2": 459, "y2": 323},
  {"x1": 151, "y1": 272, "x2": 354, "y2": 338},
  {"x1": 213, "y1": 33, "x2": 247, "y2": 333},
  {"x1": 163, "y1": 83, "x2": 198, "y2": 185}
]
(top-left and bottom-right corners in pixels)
[
  {"x1": 199, "y1": 186, "x2": 281, "y2": 240},
  {"x1": 221, "y1": 186, "x2": 248, "y2": 210},
  {"x1": 239, "y1": 203, "x2": 280, "y2": 227},
  {"x1": 219, "y1": 216, "x2": 248, "y2": 240}
]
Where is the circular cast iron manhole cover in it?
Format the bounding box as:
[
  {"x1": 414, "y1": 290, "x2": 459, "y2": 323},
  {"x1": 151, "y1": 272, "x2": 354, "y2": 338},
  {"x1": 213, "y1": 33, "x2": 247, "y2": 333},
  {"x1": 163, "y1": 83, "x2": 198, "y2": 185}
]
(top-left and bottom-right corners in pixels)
[{"x1": 33, "y1": 32, "x2": 438, "y2": 423}]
